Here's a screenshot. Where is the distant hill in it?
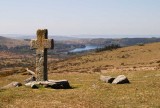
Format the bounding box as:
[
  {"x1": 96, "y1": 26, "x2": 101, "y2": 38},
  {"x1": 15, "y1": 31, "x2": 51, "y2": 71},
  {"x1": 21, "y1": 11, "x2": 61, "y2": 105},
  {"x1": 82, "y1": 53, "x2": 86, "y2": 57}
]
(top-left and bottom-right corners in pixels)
[
  {"x1": 0, "y1": 36, "x2": 84, "y2": 54},
  {"x1": 2, "y1": 34, "x2": 160, "y2": 46},
  {"x1": 70, "y1": 34, "x2": 160, "y2": 38},
  {"x1": 0, "y1": 36, "x2": 29, "y2": 48},
  {"x1": 1, "y1": 34, "x2": 77, "y2": 41},
  {"x1": 88, "y1": 38, "x2": 160, "y2": 46},
  {"x1": 64, "y1": 37, "x2": 160, "y2": 47},
  {"x1": 1, "y1": 35, "x2": 160, "y2": 54}
]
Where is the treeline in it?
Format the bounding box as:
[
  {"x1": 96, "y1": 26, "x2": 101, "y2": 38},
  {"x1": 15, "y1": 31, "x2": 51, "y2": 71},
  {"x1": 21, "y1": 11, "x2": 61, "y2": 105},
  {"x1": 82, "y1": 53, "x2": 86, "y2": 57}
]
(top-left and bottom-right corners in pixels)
[
  {"x1": 96, "y1": 44, "x2": 121, "y2": 52},
  {"x1": 0, "y1": 45, "x2": 33, "y2": 54}
]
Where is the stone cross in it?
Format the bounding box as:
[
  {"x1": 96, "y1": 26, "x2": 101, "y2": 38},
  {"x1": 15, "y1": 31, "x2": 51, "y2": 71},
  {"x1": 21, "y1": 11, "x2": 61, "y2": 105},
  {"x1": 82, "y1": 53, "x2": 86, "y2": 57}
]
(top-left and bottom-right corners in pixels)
[{"x1": 30, "y1": 29, "x2": 54, "y2": 81}]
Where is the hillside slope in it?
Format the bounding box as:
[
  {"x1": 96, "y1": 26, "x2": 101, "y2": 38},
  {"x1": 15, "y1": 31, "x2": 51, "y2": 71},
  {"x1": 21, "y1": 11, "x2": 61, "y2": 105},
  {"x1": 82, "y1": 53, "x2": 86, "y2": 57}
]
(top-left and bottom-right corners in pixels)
[
  {"x1": 0, "y1": 36, "x2": 29, "y2": 48},
  {"x1": 0, "y1": 41, "x2": 160, "y2": 108},
  {"x1": 50, "y1": 42, "x2": 160, "y2": 73},
  {"x1": 63, "y1": 37, "x2": 160, "y2": 47}
]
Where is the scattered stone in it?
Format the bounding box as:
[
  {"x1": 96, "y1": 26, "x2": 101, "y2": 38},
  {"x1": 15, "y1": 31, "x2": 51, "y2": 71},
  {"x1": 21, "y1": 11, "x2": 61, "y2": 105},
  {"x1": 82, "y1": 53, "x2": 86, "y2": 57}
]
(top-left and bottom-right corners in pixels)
[
  {"x1": 0, "y1": 82, "x2": 22, "y2": 89},
  {"x1": 52, "y1": 80, "x2": 71, "y2": 89},
  {"x1": 25, "y1": 81, "x2": 40, "y2": 89},
  {"x1": 24, "y1": 76, "x2": 36, "y2": 83},
  {"x1": 43, "y1": 82, "x2": 56, "y2": 88},
  {"x1": 100, "y1": 75, "x2": 115, "y2": 83},
  {"x1": 112, "y1": 75, "x2": 130, "y2": 84},
  {"x1": 25, "y1": 81, "x2": 37, "y2": 87},
  {"x1": 50, "y1": 83, "x2": 62, "y2": 89},
  {"x1": 31, "y1": 83, "x2": 39, "y2": 89},
  {"x1": 25, "y1": 80, "x2": 71, "y2": 89}
]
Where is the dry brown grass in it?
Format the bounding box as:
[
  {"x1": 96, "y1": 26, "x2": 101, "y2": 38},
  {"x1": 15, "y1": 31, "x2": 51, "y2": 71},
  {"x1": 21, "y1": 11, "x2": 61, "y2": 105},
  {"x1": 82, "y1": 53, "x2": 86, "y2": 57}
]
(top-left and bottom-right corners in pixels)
[
  {"x1": 0, "y1": 42, "x2": 160, "y2": 107},
  {"x1": 0, "y1": 36, "x2": 29, "y2": 48},
  {"x1": 50, "y1": 42, "x2": 160, "y2": 73},
  {"x1": 0, "y1": 71, "x2": 160, "y2": 108},
  {"x1": 0, "y1": 51, "x2": 36, "y2": 77}
]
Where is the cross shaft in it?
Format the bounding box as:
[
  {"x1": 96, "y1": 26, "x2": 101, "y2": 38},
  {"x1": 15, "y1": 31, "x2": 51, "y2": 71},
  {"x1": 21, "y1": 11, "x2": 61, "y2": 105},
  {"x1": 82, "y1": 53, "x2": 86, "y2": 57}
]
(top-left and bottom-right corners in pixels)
[{"x1": 30, "y1": 29, "x2": 54, "y2": 81}]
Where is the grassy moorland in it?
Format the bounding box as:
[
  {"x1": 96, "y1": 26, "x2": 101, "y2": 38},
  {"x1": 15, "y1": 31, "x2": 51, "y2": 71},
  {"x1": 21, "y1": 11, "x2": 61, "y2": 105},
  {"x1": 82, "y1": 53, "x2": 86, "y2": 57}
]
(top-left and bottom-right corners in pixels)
[
  {"x1": 0, "y1": 71, "x2": 160, "y2": 108},
  {"x1": 50, "y1": 42, "x2": 160, "y2": 73},
  {"x1": 0, "y1": 42, "x2": 160, "y2": 108}
]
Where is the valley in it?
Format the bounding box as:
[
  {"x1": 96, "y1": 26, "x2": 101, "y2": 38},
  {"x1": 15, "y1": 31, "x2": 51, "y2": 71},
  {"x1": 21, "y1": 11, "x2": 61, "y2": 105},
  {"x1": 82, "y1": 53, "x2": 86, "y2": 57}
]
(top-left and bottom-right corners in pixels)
[
  {"x1": 1, "y1": 1, "x2": 160, "y2": 107},
  {"x1": 0, "y1": 37, "x2": 160, "y2": 108}
]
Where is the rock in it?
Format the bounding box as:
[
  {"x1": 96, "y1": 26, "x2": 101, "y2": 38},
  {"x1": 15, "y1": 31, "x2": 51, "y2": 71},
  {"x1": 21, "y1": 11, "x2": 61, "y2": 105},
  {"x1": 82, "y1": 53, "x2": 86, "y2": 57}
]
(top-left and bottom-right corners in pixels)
[
  {"x1": 50, "y1": 83, "x2": 62, "y2": 89},
  {"x1": 100, "y1": 75, "x2": 115, "y2": 83},
  {"x1": 25, "y1": 80, "x2": 71, "y2": 89},
  {"x1": 31, "y1": 83, "x2": 39, "y2": 89},
  {"x1": 49, "y1": 80, "x2": 71, "y2": 89},
  {"x1": 24, "y1": 76, "x2": 36, "y2": 83},
  {"x1": 39, "y1": 81, "x2": 56, "y2": 88},
  {"x1": 25, "y1": 81, "x2": 39, "y2": 89},
  {"x1": 1, "y1": 82, "x2": 22, "y2": 89},
  {"x1": 112, "y1": 75, "x2": 130, "y2": 84},
  {"x1": 25, "y1": 81, "x2": 38, "y2": 87}
]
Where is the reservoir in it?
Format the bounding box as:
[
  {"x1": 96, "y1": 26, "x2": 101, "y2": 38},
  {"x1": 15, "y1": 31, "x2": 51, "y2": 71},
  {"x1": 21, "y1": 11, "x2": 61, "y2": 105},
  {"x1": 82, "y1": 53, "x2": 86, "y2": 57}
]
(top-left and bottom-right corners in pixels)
[{"x1": 69, "y1": 45, "x2": 98, "y2": 53}]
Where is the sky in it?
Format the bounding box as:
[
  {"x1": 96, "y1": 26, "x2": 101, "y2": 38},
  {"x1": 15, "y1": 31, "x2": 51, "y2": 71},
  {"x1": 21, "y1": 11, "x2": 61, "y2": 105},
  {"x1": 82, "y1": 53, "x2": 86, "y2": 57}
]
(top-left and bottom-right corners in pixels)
[{"x1": 0, "y1": 0, "x2": 160, "y2": 37}]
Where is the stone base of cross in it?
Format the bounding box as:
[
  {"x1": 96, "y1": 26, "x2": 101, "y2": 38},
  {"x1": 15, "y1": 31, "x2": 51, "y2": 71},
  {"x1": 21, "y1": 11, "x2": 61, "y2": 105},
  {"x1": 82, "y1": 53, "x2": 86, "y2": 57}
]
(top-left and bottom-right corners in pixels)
[{"x1": 30, "y1": 29, "x2": 54, "y2": 81}]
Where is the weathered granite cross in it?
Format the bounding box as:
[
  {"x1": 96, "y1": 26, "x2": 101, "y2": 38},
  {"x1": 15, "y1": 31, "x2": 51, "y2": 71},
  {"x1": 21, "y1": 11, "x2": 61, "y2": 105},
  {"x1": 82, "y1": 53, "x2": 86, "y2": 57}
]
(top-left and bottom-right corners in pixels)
[{"x1": 30, "y1": 29, "x2": 54, "y2": 81}]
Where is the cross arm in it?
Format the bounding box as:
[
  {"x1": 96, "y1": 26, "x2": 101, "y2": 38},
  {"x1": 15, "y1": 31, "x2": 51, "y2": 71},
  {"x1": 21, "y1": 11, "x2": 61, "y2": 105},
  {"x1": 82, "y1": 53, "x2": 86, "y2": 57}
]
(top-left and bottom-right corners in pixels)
[
  {"x1": 30, "y1": 39, "x2": 54, "y2": 49},
  {"x1": 30, "y1": 39, "x2": 38, "y2": 49},
  {"x1": 43, "y1": 39, "x2": 54, "y2": 49}
]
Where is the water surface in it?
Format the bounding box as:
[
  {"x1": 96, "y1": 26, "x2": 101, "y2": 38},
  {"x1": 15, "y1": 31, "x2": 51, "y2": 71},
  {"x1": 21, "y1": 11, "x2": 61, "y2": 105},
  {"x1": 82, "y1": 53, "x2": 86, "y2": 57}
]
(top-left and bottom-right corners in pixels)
[{"x1": 69, "y1": 45, "x2": 98, "y2": 52}]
